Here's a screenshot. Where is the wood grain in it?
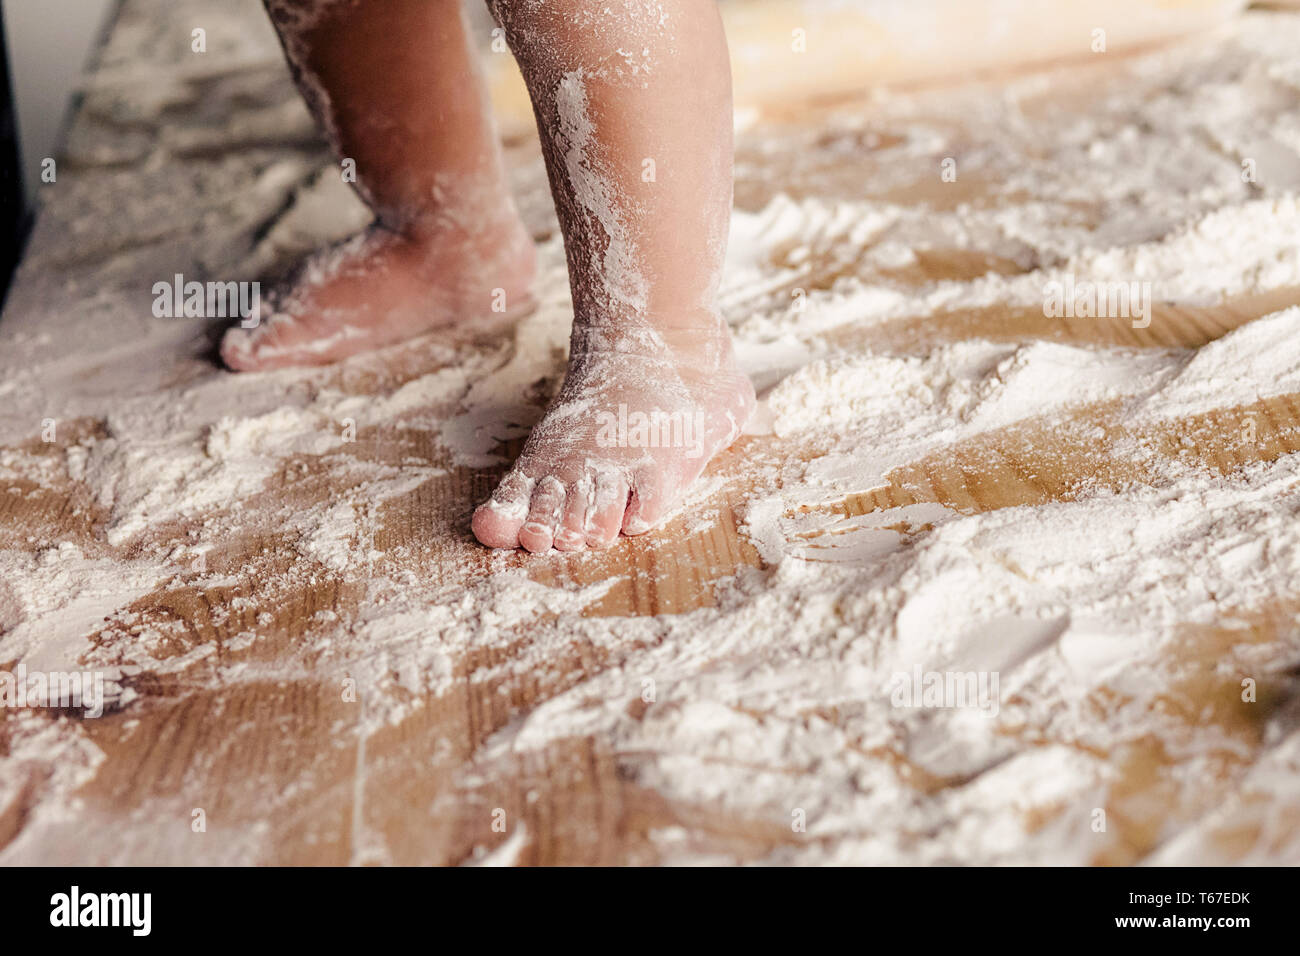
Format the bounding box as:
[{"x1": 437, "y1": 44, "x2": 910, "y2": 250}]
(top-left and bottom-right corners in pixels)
[{"x1": 2, "y1": 0, "x2": 1299, "y2": 866}]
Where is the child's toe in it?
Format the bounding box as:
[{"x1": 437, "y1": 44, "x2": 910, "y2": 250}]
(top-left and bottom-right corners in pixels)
[
  {"x1": 553, "y1": 479, "x2": 592, "y2": 552},
  {"x1": 471, "y1": 505, "x2": 521, "y2": 549},
  {"x1": 586, "y1": 472, "x2": 629, "y2": 548},
  {"x1": 219, "y1": 328, "x2": 260, "y2": 372},
  {"x1": 518, "y1": 476, "x2": 565, "y2": 553},
  {"x1": 472, "y1": 470, "x2": 533, "y2": 549},
  {"x1": 623, "y1": 469, "x2": 670, "y2": 536}
]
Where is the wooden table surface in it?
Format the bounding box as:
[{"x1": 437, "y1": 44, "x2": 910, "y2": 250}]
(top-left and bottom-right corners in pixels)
[{"x1": 2, "y1": 0, "x2": 1299, "y2": 865}]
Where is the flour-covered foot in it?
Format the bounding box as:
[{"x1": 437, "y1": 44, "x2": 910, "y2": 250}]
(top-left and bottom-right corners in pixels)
[
  {"x1": 472, "y1": 324, "x2": 755, "y2": 552},
  {"x1": 221, "y1": 218, "x2": 536, "y2": 371}
]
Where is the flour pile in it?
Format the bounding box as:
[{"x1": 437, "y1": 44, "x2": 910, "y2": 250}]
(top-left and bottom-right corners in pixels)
[{"x1": 1, "y1": 0, "x2": 1299, "y2": 864}]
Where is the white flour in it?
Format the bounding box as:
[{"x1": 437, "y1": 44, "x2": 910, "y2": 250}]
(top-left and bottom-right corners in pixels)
[
  {"x1": 553, "y1": 69, "x2": 650, "y2": 316},
  {"x1": 2, "y1": 1, "x2": 1300, "y2": 864}
]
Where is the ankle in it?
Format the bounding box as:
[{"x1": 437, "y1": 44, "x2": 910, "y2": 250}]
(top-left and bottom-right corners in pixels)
[
  {"x1": 569, "y1": 315, "x2": 738, "y2": 371},
  {"x1": 390, "y1": 204, "x2": 524, "y2": 244}
]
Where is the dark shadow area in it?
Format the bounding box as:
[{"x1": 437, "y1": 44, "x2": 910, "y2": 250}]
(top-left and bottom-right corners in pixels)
[{"x1": 0, "y1": 11, "x2": 30, "y2": 310}]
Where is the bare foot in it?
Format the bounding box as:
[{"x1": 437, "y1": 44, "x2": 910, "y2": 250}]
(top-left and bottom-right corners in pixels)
[
  {"x1": 220, "y1": 218, "x2": 537, "y2": 371},
  {"x1": 472, "y1": 324, "x2": 755, "y2": 552},
  {"x1": 228, "y1": 0, "x2": 535, "y2": 371}
]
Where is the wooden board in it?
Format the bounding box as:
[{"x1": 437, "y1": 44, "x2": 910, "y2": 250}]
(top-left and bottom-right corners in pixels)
[
  {"x1": 480, "y1": 0, "x2": 1249, "y2": 137},
  {"x1": 2, "y1": 0, "x2": 1299, "y2": 866}
]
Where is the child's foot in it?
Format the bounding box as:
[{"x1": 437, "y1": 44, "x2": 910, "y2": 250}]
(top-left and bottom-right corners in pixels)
[
  {"x1": 472, "y1": 323, "x2": 756, "y2": 552},
  {"x1": 221, "y1": 217, "x2": 536, "y2": 371}
]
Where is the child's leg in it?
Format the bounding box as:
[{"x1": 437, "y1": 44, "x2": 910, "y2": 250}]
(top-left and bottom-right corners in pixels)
[
  {"x1": 472, "y1": 0, "x2": 755, "y2": 552},
  {"x1": 222, "y1": 0, "x2": 536, "y2": 371}
]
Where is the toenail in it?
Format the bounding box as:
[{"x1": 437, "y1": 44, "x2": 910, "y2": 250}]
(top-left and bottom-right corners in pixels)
[{"x1": 624, "y1": 517, "x2": 651, "y2": 535}]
